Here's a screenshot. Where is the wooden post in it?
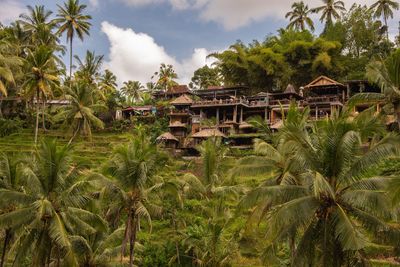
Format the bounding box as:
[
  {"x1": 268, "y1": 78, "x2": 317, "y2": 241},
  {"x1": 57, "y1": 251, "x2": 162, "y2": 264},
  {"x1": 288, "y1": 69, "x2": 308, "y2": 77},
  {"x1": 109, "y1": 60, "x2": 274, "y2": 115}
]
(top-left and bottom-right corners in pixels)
[
  {"x1": 264, "y1": 108, "x2": 268, "y2": 122},
  {"x1": 216, "y1": 108, "x2": 220, "y2": 125},
  {"x1": 233, "y1": 106, "x2": 238, "y2": 123},
  {"x1": 240, "y1": 107, "x2": 243, "y2": 123},
  {"x1": 271, "y1": 110, "x2": 274, "y2": 124}
]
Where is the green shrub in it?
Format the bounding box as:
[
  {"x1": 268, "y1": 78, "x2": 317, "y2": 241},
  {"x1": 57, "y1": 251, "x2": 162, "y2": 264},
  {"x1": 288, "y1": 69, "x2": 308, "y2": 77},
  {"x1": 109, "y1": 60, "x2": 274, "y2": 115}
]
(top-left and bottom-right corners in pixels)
[
  {"x1": 112, "y1": 119, "x2": 131, "y2": 132},
  {"x1": 0, "y1": 118, "x2": 23, "y2": 137}
]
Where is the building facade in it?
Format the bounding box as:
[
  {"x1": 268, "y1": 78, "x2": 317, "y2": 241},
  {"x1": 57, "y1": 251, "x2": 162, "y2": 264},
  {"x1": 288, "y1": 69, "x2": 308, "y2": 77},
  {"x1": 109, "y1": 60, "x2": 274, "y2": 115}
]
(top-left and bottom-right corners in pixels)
[{"x1": 154, "y1": 76, "x2": 382, "y2": 150}]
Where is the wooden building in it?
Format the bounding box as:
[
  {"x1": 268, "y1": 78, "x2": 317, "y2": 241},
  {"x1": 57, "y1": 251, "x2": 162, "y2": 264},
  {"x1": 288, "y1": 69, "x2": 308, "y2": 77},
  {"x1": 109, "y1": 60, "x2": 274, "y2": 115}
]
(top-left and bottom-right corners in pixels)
[{"x1": 157, "y1": 76, "x2": 382, "y2": 150}]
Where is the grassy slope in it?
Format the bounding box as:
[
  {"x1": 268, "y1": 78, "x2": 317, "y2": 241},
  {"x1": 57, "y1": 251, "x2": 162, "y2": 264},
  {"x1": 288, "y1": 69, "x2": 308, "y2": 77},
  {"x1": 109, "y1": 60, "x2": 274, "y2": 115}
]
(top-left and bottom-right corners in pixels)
[{"x1": 0, "y1": 129, "x2": 132, "y2": 166}]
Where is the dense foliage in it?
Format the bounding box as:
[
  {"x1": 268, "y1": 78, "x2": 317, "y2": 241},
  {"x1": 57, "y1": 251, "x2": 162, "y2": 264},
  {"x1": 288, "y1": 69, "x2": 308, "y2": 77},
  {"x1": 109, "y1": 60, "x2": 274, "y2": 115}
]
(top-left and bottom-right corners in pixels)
[{"x1": 0, "y1": 0, "x2": 400, "y2": 266}]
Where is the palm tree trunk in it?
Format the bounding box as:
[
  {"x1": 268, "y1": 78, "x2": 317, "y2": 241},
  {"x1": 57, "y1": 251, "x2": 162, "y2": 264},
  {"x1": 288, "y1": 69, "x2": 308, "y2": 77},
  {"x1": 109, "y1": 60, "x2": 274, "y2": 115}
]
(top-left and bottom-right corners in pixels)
[
  {"x1": 129, "y1": 212, "x2": 138, "y2": 267},
  {"x1": 68, "y1": 122, "x2": 80, "y2": 145},
  {"x1": 385, "y1": 15, "x2": 389, "y2": 40},
  {"x1": 42, "y1": 98, "x2": 47, "y2": 132},
  {"x1": 70, "y1": 38, "x2": 73, "y2": 83},
  {"x1": 0, "y1": 229, "x2": 10, "y2": 267},
  {"x1": 34, "y1": 89, "x2": 40, "y2": 144}
]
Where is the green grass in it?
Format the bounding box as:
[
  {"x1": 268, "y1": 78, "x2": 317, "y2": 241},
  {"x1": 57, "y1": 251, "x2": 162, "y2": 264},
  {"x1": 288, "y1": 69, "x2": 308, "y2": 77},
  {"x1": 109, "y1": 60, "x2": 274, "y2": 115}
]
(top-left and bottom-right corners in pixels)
[{"x1": 0, "y1": 129, "x2": 133, "y2": 166}]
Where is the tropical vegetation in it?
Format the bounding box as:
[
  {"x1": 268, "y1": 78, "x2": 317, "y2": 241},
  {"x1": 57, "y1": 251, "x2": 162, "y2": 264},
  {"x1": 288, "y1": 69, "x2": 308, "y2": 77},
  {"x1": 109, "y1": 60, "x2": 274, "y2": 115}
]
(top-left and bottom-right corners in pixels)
[{"x1": 0, "y1": 0, "x2": 400, "y2": 266}]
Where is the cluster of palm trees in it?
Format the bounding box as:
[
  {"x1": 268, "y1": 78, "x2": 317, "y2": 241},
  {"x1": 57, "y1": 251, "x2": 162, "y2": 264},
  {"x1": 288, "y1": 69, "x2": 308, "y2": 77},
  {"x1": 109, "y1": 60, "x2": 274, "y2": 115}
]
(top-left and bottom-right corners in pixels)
[
  {"x1": 286, "y1": 0, "x2": 399, "y2": 37},
  {"x1": 2, "y1": 100, "x2": 400, "y2": 266},
  {"x1": 0, "y1": 1, "x2": 181, "y2": 145}
]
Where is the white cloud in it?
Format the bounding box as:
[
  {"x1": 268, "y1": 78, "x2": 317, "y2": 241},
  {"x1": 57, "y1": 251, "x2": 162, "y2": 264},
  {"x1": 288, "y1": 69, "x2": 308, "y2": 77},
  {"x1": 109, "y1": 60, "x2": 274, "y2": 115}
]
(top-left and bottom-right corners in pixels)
[
  {"x1": 89, "y1": 0, "x2": 99, "y2": 7},
  {"x1": 101, "y1": 21, "x2": 214, "y2": 85},
  {"x1": 117, "y1": 0, "x2": 392, "y2": 30},
  {"x1": 0, "y1": 0, "x2": 24, "y2": 25}
]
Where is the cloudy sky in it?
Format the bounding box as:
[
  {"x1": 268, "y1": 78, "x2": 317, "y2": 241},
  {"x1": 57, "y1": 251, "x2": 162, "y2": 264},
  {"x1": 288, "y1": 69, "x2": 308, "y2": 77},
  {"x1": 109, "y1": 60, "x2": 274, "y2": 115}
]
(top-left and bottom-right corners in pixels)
[{"x1": 1, "y1": 0, "x2": 398, "y2": 85}]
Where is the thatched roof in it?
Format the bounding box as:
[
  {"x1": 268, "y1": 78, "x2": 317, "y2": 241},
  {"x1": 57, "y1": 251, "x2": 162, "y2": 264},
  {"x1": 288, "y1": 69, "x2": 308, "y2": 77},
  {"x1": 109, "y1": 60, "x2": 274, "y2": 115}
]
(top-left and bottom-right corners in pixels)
[
  {"x1": 170, "y1": 94, "x2": 193, "y2": 105},
  {"x1": 156, "y1": 132, "x2": 179, "y2": 142},
  {"x1": 192, "y1": 128, "x2": 226, "y2": 138},
  {"x1": 304, "y1": 76, "x2": 345, "y2": 89}
]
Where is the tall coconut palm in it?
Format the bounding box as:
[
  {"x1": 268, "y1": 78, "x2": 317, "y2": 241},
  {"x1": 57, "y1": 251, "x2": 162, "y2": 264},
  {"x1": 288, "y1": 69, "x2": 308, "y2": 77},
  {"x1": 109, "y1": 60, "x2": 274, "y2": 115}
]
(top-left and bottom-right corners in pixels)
[
  {"x1": 56, "y1": 0, "x2": 92, "y2": 80},
  {"x1": 0, "y1": 140, "x2": 105, "y2": 266},
  {"x1": 54, "y1": 81, "x2": 105, "y2": 144},
  {"x1": 120, "y1": 80, "x2": 145, "y2": 103},
  {"x1": 369, "y1": 0, "x2": 399, "y2": 40},
  {"x1": 19, "y1": 5, "x2": 55, "y2": 37},
  {"x1": 285, "y1": 1, "x2": 315, "y2": 32},
  {"x1": 311, "y1": 0, "x2": 346, "y2": 27},
  {"x1": 23, "y1": 45, "x2": 60, "y2": 144},
  {"x1": 238, "y1": 109, "x2": 400, "y2": 265},
  {"x1": 101, "y1": 128, "x2": 158, "y2": 266},
  {"x1": 154, "y1": 63, "x2": 178, "y2": 91},
  {"x1": 74, "y1": 50, "x2": 103, "y2": 86}
]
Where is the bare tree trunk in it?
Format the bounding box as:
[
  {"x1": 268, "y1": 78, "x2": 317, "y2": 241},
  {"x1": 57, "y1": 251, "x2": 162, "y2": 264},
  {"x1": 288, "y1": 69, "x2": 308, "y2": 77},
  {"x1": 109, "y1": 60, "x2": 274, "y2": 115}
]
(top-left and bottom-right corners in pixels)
[
  {"x1": 0, "y1": 229, "x2": 10, "y2": 267},
  {"x1": 129, "y1": 212, "x2": 138, "y2": 267},
  {"x1": 34, "y1": 90, "x2": 40, "y2": 144}
]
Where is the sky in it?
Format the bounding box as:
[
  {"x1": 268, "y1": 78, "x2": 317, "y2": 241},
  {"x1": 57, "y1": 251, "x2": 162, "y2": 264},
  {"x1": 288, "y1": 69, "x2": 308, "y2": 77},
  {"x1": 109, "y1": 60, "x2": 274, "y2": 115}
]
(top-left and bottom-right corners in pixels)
[{"x1": 1, "y1": 0, "x2": 399, "y2": 85}]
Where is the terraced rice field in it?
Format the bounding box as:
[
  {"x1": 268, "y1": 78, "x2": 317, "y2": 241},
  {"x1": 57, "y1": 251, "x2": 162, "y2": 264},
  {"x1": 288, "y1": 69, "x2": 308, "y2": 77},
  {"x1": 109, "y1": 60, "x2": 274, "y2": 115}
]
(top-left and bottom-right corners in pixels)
[{"x1": 0, "y1": 129, "x2": 133, "y2": 166}]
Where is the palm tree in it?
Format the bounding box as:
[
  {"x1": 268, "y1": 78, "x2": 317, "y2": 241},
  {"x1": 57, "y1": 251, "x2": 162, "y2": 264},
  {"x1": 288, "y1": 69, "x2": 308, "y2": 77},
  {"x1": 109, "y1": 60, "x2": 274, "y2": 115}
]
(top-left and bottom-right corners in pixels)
[
  {"x1": 120, "y1": 80, "x2": 145, "y2": 103},
  {"x1": 0, "y1": 140, "x2": 105, "y2": 266},
  {"x1": 54, "y1": 81, "x2": 105, "y2": 144},
  {"x1": 183, "y1": 138, "x2": 242, "y2": 200},
  {"x1": 98, "y1": 69, "x2": 117, "y2": 95},
  {"x1": 311, "y1": 0, "x2": 346, "y2": 28},
  {"x1": 154, "y1": 63, "x2": 178, "y2": 91},
  {"x1": 0, "y1": 40, "x2": 22, "y2": 97},
  {"x1": 181, "y1": 202, "x2": 238, "y2": 266},
  {"x1": 19, "y1": 5, "x2": 55, "y2": 37},
  {"x1": 102, "y1": 128, "x2": 159, "y2": 266},
  {"x1": 285, "y1": 1, "x2": 315, "y2": 32},
  {"x1": 238, "y1": 109, "x2": 400, "y2": 265},
  {"x1": 56, "y1": 0, "x2": 92, "y2": 80},
  {"x1": 0, "y1": 153, "x2": 23, "y2": 267},
  {"x1": 369, "y1": 0, "x2": 399, "y2": 40},
  {"x1": 71, "y1": 226, "x2": 143, "y2": 266},
  {"x1": 23, "y1": 45, "x2": 60, "y2": 144},
  {"x1": 352, "y1": 49, "x2": 400, "y2": 130},
  {"x1": 74, "y1": 50, "x2": 103, "y2": 85}
]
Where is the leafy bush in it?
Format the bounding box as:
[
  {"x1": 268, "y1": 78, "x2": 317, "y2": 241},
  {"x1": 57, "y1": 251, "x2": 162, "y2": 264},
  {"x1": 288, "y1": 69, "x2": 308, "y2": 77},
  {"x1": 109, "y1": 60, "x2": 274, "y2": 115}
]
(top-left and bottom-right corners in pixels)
[
  {"x1": 111, "y1": 119, "x2": 131, "y2": 132},
  {"x1": 0, "y1": 118, "x2": 23, "y2": 137}
]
